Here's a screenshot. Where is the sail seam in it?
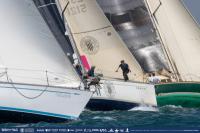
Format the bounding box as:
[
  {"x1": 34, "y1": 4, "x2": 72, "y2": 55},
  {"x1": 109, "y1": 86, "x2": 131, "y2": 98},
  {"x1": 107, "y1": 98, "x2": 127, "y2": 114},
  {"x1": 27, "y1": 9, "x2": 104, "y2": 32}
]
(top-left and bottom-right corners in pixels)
[{"x1": 72, "y1": 26, "x2": 111, "y2": 34}]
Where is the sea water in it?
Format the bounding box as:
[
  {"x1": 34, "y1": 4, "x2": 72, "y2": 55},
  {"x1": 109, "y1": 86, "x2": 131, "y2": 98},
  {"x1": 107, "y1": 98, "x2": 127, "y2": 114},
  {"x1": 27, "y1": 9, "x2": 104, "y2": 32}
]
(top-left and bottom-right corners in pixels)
[{"x1": 1, "y1": 105, "x2": 200, "y2": 128}]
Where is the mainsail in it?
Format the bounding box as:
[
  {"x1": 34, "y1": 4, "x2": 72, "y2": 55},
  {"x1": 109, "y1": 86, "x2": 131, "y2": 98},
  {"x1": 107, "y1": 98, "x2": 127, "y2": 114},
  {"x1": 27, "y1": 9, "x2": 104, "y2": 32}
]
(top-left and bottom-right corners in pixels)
[
  {"x1": 0, "y1": 0, "x2": 80, "y2": 87},
  {"x1": 57, "y1": 0, "x2": 144, "y2": 81},
  {"x1": 145, "y1": 0, "x2": 200, "y2": 82}
]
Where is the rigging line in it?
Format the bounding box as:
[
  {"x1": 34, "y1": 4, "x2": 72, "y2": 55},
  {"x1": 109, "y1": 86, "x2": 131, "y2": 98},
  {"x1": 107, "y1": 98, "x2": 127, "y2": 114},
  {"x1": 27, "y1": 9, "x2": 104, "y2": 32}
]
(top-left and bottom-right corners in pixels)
[
  {"x1": 0, "y1": 67, "x2": 46, "y2": 72},
  {"x1": 0, "y1": 67, "x2": 76, "y2": 81},
  {"x1": 5, "y1": 71, "x2": 48, "y2": 100},
  {"x1": 0, "y1": 67, "x2": 79, "y2": 85},
  {"x1": 72, "y1": 26, "x2": 112, "y2": 34},
  {"x1": 37, "y1": 3, "x2": 56, "y2": 8},
  {"x1": 61, "y1": 0, "x2": 70, "y2": 21},
  {"x1": 46, "y1": 70, "x2": 50, "y2": 86}
]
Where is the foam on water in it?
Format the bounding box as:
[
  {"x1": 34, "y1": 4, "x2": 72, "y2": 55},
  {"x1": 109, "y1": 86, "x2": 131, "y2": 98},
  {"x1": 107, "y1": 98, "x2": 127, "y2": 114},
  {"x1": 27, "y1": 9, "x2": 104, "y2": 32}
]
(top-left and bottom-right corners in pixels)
[
  {"x1": 14, "y1": 124, "x2": 29, "y2": 127},
  {"x1": 129, "y1": 105, "x2": 159, "y2": 112},
  {"x1": 92, "y1": 116, "x2": 116, "y2": 121},
  {"x1": 161, "y1": 105, "x2": 183, "y2": 109}
]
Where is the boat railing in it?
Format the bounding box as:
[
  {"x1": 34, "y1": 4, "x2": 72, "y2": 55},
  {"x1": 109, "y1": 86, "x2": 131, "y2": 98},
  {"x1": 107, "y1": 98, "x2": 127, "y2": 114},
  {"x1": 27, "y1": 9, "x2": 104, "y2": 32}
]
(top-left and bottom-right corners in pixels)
[
  {"x1": 0, "y1": 67, "x2": 80, "y2": 87},
  {"x1": 95, "y1": 68, "x2": 146, "y2": 83}
]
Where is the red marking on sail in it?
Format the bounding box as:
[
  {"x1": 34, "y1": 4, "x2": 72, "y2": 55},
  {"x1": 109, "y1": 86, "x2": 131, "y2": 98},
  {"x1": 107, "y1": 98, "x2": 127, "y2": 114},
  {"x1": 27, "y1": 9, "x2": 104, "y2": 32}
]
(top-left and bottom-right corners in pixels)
[{"x1": 80, "y1": 55, "x2": 90, "y2": 71}]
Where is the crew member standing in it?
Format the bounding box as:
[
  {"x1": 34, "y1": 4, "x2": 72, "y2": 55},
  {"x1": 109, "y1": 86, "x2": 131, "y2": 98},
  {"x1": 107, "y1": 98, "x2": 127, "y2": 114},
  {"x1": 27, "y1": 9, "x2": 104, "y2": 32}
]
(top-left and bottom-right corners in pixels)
[{"x1": 116, "y1": 60, "x2": 131, "y2": 81}]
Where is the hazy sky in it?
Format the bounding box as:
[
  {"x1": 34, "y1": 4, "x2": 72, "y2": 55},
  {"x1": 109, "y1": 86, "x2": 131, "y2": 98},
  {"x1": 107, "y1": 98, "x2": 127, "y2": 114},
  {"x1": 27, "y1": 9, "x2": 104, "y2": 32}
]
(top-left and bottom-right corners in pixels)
[{"x1": 183, "y1": 0, "x2": 200, "y2": 25}]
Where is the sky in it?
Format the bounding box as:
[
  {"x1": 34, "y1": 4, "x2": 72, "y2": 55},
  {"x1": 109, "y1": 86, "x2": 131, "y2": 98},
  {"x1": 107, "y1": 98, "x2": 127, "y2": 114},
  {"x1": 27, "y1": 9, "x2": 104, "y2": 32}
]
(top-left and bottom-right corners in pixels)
[{"x1": 183, "y1": 0, "x2": 200, "y2": 25}]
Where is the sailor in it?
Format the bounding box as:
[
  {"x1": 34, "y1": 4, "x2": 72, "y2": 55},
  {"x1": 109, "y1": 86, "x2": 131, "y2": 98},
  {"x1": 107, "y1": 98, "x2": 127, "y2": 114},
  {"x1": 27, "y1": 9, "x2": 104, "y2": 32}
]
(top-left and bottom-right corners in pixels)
[
  {"x1": 75, "y1": 64, "x2": 82, "y2": 76},
  {"x1": 147, "y1": 73, "x2": 154, "y2": 84},
  {"x1": 116, "y1": 60, "x2": 131, "y2": 81},
  {"x1": 86, "y1": 66, "x2": 100, "y2": 88},
  {"x1": 152, "y1": 73, "x2": 161, "y2": 84},
  {"x1": 87, "y1": 66, "x2": 96, "y2": 77},
  {"x1": 72, "y1": 53, "x2": 82, "y2": 76}
]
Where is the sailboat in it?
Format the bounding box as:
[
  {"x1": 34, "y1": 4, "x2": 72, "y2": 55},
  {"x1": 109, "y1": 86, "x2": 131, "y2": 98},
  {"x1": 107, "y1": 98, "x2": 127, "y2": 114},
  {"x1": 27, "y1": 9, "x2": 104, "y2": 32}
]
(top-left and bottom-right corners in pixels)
[
  {"x1": 145, "y1": 0, "x2": 200, "y2": 107},
  {"x1": 0, "y1": 0, "x2": 92, "y2": 122},
  {"x1": 56, "y1": 0, "x2": 157, "y2": 110}
]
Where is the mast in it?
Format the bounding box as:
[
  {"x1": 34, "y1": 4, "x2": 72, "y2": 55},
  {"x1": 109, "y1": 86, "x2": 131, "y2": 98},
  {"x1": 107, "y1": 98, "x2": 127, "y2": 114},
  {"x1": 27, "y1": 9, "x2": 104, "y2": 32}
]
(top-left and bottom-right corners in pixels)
[{"x1": 144, "y1": 0, "x2": 180, "y2": 81}]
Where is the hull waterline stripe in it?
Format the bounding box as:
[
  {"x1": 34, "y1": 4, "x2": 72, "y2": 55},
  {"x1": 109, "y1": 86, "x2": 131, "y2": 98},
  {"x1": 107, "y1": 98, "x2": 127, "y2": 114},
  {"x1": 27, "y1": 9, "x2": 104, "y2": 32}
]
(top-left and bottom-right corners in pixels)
[{"x1": 0, "y1": 106, "x2": 77, "y2": 120}]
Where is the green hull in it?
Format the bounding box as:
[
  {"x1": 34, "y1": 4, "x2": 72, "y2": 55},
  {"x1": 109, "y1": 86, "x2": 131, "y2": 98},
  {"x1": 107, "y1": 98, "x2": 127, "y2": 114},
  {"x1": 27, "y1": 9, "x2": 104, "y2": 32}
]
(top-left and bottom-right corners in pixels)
[{"x1": 155, "y1": 82, "x2": 200, "y2": 107}]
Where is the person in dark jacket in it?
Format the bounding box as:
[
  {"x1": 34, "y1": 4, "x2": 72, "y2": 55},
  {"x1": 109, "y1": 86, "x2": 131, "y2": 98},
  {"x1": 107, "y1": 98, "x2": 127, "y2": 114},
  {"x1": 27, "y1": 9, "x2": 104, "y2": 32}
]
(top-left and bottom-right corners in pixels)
[
  {"x1": 116, "y1": 60, "x2": 131, "y2": 81},
  {"x1": 75, "y1": 64, "x2": 82, "y2": 76},
  {"x1": 86, "y1": 66, "x2": 100, "y2": 88},
  {"x1": 87, "y1": 66, "x2": 95, "y2": 77}
]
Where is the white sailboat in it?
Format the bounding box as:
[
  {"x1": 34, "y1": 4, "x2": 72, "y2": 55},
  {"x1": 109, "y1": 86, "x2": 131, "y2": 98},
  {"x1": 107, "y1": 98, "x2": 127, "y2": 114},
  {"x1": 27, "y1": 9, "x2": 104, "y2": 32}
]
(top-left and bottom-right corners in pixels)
[
  {"x1": 0, "y1": 0, "x2": 92, "y2": 122},
  {"x1": 145, "y1": 0, "x2": 200, "y2": 107},
  {"x1": 56, "y1": 0, "x2": 157, "y2": 110}
]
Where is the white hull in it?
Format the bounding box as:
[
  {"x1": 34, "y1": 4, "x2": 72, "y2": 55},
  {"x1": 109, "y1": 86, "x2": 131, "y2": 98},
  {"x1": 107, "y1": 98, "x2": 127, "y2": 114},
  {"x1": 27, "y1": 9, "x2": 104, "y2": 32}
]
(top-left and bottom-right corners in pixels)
[
  {"x1": 87, "y1": 79, "x2": 157, "y2": 110},
  {"x1": 0, "y1": 82, "x2": 92, "y2": 122}
]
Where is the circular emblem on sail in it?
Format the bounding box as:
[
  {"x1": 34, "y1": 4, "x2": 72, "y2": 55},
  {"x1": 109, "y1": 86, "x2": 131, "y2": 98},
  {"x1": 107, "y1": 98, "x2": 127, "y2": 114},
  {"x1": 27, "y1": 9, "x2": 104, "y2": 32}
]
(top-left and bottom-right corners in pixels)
[
  {"x1": 80, "y1": 36, "x2": 99, "y2": 55},
  {"x1": 103, "y1": 80, "x2": 116, "y2": 97}
]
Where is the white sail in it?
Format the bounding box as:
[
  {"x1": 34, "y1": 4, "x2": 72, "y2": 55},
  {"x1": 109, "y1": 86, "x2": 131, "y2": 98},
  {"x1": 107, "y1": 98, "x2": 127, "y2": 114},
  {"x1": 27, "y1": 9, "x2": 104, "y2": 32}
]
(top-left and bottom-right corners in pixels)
[
  {"x1": 145, "y1": 0, "x2": 200, "y2": 81},
  {"x1": 0, "y1": 0, "x2": 80, "y2": 87},
  {"x1": 96, "y1": 0, "x2": 169, "y2": 73},
  {"x1": 57, "y1": 0, "x2": 144, "y2": 81},
  {"x1": 0, "y1": 0, "x2": 92, "y2": 121}
]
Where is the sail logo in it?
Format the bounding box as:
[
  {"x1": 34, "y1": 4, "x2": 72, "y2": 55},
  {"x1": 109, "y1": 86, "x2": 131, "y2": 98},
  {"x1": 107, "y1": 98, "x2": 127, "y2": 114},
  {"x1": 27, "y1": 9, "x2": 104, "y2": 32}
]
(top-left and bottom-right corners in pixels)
[{"x1": 80, "y1": 36, "x2": 100, "y2": 55}]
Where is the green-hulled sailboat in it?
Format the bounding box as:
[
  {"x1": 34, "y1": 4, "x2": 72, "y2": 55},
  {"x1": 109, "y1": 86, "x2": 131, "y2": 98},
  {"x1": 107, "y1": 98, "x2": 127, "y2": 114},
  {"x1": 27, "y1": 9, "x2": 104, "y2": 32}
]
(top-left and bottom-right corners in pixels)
[{"x1": 145, "y1": 0, "x2": 200, "y2": 107}]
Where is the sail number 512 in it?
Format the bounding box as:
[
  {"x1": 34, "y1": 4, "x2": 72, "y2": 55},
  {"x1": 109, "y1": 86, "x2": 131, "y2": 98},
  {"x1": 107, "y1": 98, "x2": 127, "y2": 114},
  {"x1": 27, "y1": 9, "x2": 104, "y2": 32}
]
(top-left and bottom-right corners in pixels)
[{"x1": 67, "y1": 0, "x2": 87, "y2": 16}]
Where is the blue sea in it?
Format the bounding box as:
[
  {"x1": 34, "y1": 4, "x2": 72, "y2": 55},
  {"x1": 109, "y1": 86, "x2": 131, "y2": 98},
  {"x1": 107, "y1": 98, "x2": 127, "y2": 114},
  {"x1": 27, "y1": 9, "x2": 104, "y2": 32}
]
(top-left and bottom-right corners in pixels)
[{"x1": 1, "y1": 105, "x2": 200, "y2": 128}]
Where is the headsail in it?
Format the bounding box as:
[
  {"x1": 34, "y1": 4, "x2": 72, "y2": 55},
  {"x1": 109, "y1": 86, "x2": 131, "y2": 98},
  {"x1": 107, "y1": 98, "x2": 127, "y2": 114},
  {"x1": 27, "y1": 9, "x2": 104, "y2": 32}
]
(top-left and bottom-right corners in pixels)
[
  {"x1": 96, "y1": 0, "x2": 169, "y2": 73},
  {"x1": 0, "y1": 0, "x2": 80, "y2": 87},
  {"x1": 145, "y1": 0, "x2": 200, "y2": 81},
  {"x1": 34, "y1": 0, "x2": 75, "y2": 63},
  {"x1": 57, "y1": 0, "x2": 144, "y2": 81}
]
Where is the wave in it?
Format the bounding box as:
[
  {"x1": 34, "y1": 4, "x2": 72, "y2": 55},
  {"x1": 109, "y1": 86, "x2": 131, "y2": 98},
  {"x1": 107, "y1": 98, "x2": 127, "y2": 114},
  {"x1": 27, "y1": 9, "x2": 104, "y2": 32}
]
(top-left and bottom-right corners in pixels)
[
  {"x1": 128, "y1": 104, "x2": 158, "y2": 112},
  {"x1": 92, "y1": 116, "x2": 116, "y2": 121},
  {"x1": 160, "y1": 105, "x2": 183, "y2": 109}
]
